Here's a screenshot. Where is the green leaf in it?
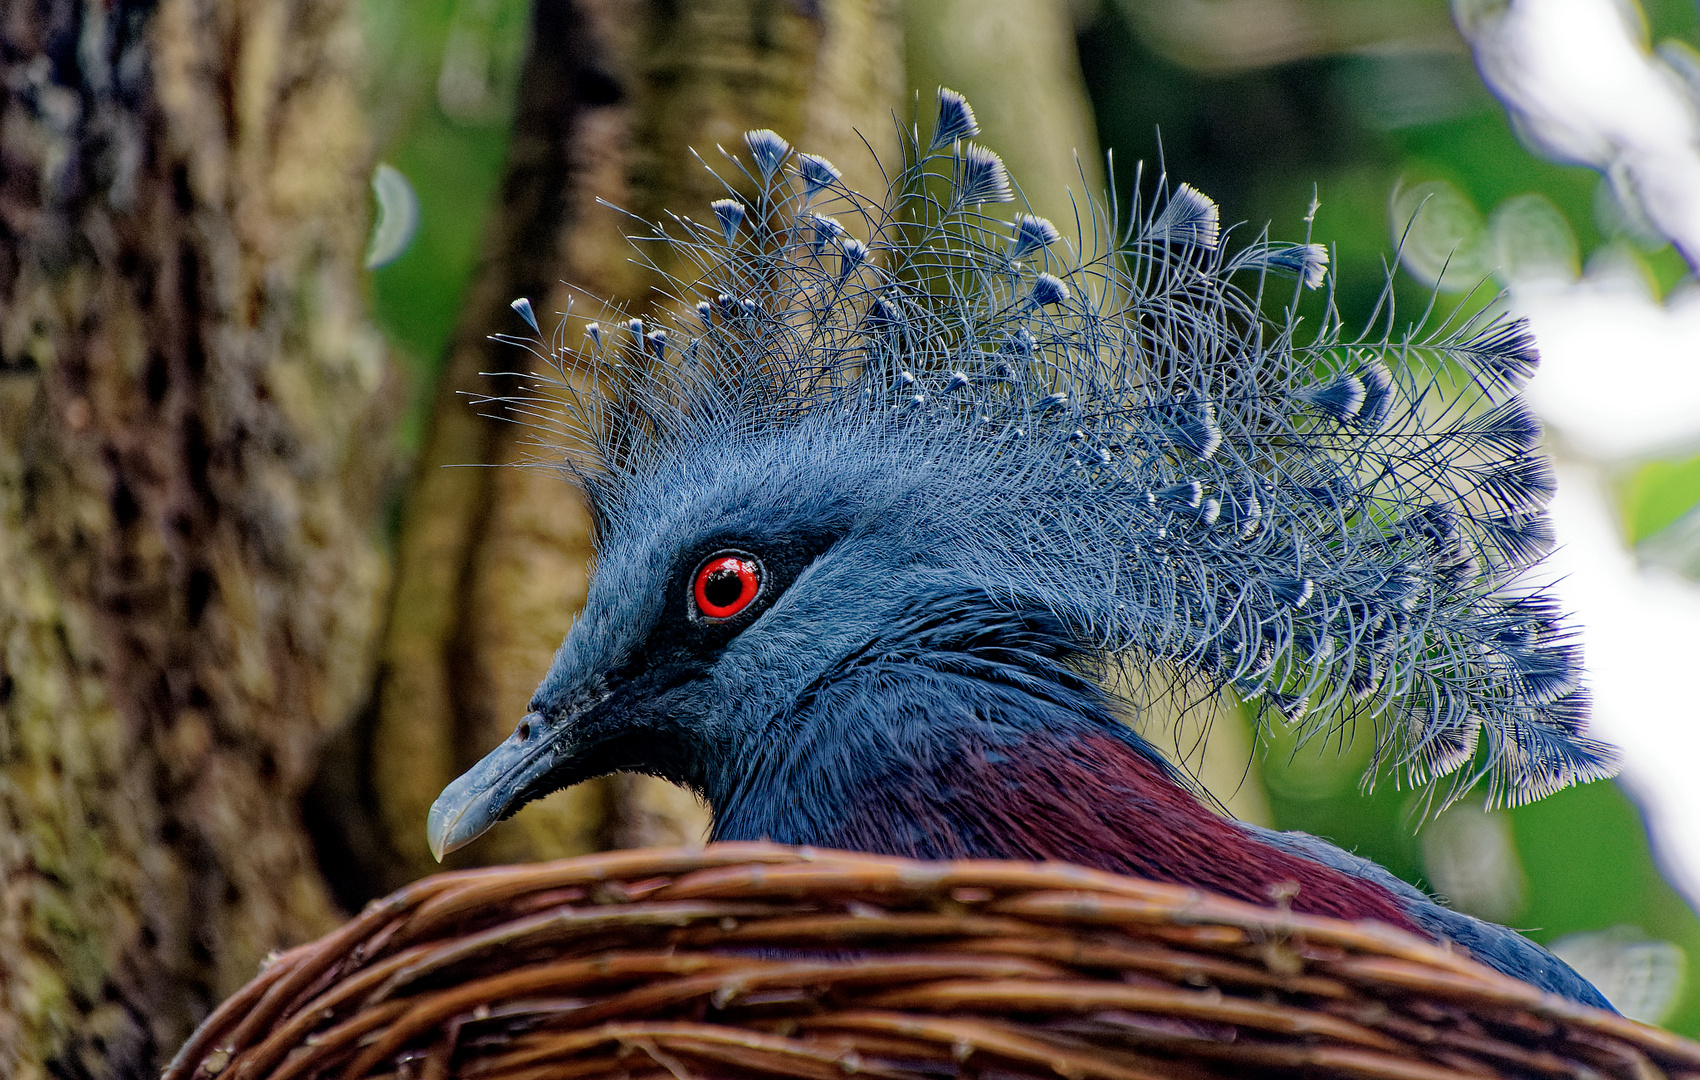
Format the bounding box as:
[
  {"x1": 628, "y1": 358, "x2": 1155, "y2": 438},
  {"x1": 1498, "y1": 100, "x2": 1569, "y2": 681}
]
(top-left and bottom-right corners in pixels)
[{"x1": 1621, "y1": 454, "x2": 1700, "y2": 544}]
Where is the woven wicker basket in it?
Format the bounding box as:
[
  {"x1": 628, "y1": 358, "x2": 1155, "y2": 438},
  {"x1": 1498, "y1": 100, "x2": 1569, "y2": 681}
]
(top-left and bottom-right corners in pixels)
[{"x1": 167, "y1": 843, "x2": 1700, "y2": 1080}]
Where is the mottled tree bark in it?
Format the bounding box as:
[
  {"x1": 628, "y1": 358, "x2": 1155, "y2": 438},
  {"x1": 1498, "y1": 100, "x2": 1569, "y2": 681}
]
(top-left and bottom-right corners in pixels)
[{"x1": 0, "y1": 0, "x2": 390, "y2": 1075}]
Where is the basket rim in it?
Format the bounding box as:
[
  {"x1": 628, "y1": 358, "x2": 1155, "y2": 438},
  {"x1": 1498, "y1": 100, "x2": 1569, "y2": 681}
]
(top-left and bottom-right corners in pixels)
[{"x1": 167, "y1": 842, "x2": 1700, "y2": 1080}]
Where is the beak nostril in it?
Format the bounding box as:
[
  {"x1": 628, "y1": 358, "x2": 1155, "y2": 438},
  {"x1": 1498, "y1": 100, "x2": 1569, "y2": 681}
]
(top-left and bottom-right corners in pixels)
[{"x1": 516, "y1": 720, "x2": 531, "y2": 742}]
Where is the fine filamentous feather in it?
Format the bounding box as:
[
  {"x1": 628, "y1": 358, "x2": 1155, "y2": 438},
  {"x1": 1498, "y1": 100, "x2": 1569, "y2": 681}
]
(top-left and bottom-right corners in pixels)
[{"x1": 489, "y1": 93, "x2": 1616, "y2": 813}]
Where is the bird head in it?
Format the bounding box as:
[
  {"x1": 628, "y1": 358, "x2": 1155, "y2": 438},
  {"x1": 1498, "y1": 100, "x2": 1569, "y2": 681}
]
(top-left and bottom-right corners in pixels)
[
  {"x1": 427, "y1": 93, "x2": 1617, "y2": 862},
  {"x1": 426, "y1": 414, "x2": 1126, "y2": 859}
]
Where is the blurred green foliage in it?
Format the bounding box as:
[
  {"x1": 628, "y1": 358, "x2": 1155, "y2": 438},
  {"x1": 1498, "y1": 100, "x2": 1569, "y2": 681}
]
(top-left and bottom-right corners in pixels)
[
  {"x1": 353, "y1": 0, "x2": 1700, "y2": 1031},
  {"x1": 360, "y1": 0, "x2": 531, "y2": 448},
  {"x1": 1623, "y1": 454, "x2": 1700, "y2": 543}
]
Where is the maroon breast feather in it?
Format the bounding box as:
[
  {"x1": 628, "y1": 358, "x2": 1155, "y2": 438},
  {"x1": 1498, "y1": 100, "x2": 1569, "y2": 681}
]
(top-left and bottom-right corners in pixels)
[{"x1": 830, "y1": 731, "x2": 1421, "y2": 934}]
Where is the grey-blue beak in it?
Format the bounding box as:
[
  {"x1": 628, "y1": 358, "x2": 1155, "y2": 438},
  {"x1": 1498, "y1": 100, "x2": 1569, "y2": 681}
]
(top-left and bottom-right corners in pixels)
[{"x1": 426, "y1": 713, "x2": 556, "y2": 861}]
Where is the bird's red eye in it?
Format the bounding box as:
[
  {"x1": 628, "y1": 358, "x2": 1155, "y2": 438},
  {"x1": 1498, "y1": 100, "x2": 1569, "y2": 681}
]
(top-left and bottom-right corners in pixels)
[{"x1": 693, "y1": 553, "x2": 762, "y2": 620}]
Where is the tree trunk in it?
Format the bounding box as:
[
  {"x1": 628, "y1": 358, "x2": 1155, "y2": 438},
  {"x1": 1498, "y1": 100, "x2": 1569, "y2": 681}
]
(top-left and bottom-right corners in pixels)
[{"x1": 0, "y1": 0, "x2": 390, "y2": 1074}]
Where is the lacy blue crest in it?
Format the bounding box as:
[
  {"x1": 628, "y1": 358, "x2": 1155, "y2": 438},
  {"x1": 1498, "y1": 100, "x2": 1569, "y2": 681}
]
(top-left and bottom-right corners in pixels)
[{"x1": 486, "y1": 95, "x2": 1618, "y2": 811}]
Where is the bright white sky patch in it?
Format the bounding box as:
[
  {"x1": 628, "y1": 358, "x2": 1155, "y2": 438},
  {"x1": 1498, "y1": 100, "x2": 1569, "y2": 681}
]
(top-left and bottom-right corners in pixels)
[
  {"x1": 1518, "y1": 277, "x2": 1700, "y2": 460},
  {"x1": 1456, "y1": 0, "x2": 1700, "y2": 268},
  {"x1": 1543, "y1": 463, "x2": 1700, "y2": 903}
]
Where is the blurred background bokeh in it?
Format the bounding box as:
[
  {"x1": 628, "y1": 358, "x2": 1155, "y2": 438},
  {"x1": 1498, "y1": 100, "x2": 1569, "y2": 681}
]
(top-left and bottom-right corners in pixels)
[{"x1": 2, "y1": 0, "x2": 1697, "y2": 1073}]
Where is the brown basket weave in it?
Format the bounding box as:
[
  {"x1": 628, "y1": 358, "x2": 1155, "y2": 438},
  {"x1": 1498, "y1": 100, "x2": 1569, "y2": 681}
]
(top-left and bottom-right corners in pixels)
[{"x1": 167, "y1": 843, "x2": 1700, "y2": 1080}]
